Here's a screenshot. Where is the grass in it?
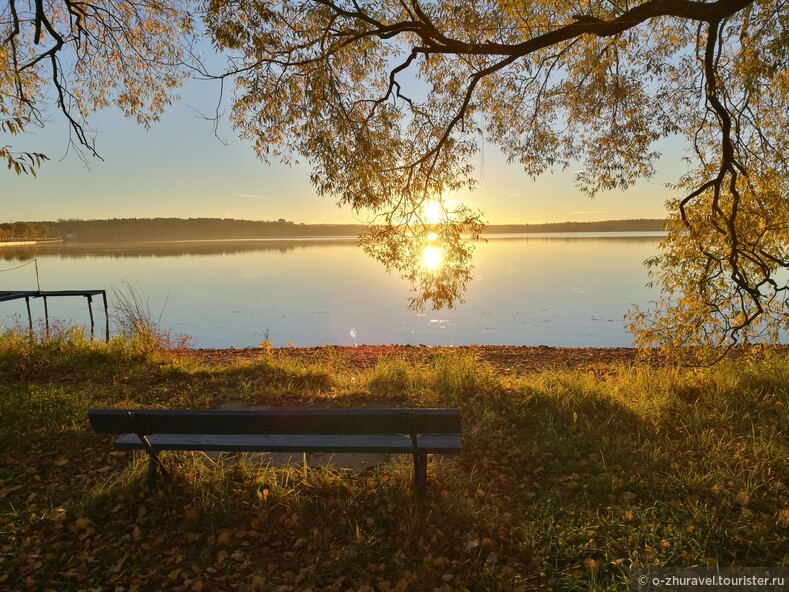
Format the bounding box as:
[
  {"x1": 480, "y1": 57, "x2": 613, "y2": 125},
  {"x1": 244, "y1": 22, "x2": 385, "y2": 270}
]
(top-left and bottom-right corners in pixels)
[{"x1": 0, "y1": 330, "x2": 787, "y2": 591}]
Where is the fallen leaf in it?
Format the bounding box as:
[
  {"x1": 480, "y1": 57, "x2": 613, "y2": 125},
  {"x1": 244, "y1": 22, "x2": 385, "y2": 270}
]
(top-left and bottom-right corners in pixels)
[
  {"x1": 735, "y1": 492, "x2": 750, "y2": 506},
  {"x1": 584, "y1": 558, "x2": 599, "y2": 575},
  {"x1": 0, "y1": 485, "x2": 23, "y2": 499}
]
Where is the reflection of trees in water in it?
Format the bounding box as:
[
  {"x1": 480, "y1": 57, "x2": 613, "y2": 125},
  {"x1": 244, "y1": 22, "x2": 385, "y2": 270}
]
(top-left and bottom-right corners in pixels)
[
  {"x1": 0, "y1": 235, "x2": 664, "y2": 263},
  {"x1": 0, "y1": 239, "x2": 358, "y2": 260},
  {"x1": 0, "y1": 249, "x2": 38, "y2": 262}
]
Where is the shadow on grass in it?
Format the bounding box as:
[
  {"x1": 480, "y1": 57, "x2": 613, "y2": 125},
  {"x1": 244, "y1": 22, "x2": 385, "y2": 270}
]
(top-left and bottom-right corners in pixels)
[{"x1": 1, "y1": 345, "x2": 786, "y2": 591}]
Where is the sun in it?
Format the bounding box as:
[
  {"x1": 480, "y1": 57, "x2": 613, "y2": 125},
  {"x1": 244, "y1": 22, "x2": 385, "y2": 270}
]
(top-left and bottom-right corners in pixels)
[
  {"x1": 422, "y1": 245, "x2": 443, "y2": 271},
  {"x1": 422, "y1": 201, "x2": 443, "y2": 225}
]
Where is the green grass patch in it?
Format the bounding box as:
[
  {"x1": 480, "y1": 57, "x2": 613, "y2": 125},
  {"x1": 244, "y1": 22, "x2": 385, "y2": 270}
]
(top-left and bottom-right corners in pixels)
[{"x1": 0, "y1": 334, "x2": 786, "y2": 590}]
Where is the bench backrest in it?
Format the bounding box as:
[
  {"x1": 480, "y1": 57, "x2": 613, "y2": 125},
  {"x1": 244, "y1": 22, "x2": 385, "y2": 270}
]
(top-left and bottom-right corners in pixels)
[{"x1": 88, "y1": 408, "x2": 461, "y2": 436}]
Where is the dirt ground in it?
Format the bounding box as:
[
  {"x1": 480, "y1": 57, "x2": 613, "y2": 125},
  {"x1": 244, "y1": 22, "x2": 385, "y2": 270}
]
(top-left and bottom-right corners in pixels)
[
  {"x1": 184, "y1": 343, "x2": 788, "y2": 376},
  {"x1": 186, "y1": 344, "x2": 648, "y2": 374}
]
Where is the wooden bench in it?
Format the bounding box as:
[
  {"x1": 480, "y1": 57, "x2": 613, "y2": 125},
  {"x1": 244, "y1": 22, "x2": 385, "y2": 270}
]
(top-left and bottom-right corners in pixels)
[{"x1": 87, "y1": 408, "x2": 462, "y2": 493}]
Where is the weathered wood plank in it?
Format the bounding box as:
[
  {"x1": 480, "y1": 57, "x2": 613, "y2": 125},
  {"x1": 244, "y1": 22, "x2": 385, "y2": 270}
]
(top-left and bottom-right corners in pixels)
[
  {"x1": 112, "y1": 433, "x2": 461, "y2": 454},
  {"x1": 114, "y1": 433, "x2": 413, "y2": 453},
  {"x1": 89, "y1": 408, "x2": 461, "y2": 436}
]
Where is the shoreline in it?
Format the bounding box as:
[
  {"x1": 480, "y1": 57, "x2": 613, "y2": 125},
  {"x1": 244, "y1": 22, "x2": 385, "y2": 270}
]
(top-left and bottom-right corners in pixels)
[
  {"x1": 0, "y1": 238, "x2": 63, "y2": 247},
  {"x1": 182, "y1": 343, "x2": 789, "y2": 375}
]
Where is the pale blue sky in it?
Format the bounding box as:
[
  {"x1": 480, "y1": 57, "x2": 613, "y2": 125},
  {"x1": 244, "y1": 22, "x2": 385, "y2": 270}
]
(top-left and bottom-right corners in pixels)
[{"x1": 2, "y1": 74, "x2": 683, "y2": 225}]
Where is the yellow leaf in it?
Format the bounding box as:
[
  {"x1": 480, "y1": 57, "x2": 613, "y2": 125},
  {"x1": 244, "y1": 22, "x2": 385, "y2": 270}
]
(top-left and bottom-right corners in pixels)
[
  {"x1": 735, "y1": 492, "x2": 750, "y2": 506},
  {"x1": 777, "y1": 509, "x2": 789, "y2": 527},
  {"x1": 216, "y1": 531, "x2": 230, "y2": 545}
]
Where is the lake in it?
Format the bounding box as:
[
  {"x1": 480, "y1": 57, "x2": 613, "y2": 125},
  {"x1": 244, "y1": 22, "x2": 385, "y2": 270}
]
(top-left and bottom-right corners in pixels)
[{"x1": 0, "y1": 233, "x2": 666, "y2": 348}]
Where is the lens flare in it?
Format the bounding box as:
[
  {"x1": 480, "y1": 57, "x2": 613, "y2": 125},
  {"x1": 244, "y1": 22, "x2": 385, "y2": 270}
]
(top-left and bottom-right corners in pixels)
[{"x1": 422, "y1": 245, "x2": 443, "y2": 271}]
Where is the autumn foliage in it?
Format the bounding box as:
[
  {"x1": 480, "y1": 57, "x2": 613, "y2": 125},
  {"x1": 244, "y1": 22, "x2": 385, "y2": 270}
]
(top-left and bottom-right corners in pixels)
[{"x1": 0, "y1": 334, "x2": 787, "y2": 590}]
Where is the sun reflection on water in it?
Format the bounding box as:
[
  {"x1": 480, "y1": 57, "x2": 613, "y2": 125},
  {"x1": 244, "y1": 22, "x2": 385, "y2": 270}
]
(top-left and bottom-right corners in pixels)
[{"x1": 422, "y1": 245, "x2": 443, "y2": 271}]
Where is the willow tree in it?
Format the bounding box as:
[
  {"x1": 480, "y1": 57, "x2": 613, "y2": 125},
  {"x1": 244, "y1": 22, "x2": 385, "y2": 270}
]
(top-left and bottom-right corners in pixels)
[
  {"x1": 4, "y1": 1, "x2": 787, "y2": 353},
  {"x1": 204, "y1": 0, "x2": 787, "y2": 353},
  {"x1": 1, "y1": 0, "x2": 195, "y2": 173}
]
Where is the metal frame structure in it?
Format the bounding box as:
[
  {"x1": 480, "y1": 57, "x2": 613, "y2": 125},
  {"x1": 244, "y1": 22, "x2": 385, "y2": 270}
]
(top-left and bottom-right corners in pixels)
[{"x1": 0, "y1": 290, "x2": 109, "y2": 341}]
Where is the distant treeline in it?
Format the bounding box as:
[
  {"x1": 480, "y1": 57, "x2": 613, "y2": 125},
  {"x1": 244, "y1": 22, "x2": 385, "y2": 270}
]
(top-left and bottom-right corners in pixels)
[
  {"x1": 0, "y1": 222, "x2": 57, "y2": 239},
  {"x1": 44, "y1": 218, "x2": 365, "y2": 243},
  {"x1": 2, "y1": 217, "x2": 668, "y2": 243},
  {"x1": 486, "y1": 219, "x2": 668, "y2": 233}
]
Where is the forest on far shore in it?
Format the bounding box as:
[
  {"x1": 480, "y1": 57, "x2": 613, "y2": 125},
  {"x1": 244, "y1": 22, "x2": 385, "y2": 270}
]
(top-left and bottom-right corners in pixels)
[
  {"x1": 0, "y1": 222, "x2": 57, "y2": 239},
  {"x1": 0, "y1": 217, "x2": 667, "y2": 243}
]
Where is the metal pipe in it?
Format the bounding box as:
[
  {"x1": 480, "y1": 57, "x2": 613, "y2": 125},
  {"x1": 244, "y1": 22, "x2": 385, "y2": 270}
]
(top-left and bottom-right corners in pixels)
[
  {"x1": 87, "y1": 294, "x2": 95, "y2": 339},
  {"x1": 43, "y1": 296, "x2": 49, "y2": 337},
  {"x1": 102, "y1": 291, "x2": 109, "y2": 342},
  {"x1": 25, "y1": 296, "x2": 32, "y2": 334}
]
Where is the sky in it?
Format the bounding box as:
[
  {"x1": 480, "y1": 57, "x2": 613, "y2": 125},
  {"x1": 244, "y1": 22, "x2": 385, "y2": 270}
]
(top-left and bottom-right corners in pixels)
[{"x1": 2, "y1": 74, "x2": 685, "y2": 225}]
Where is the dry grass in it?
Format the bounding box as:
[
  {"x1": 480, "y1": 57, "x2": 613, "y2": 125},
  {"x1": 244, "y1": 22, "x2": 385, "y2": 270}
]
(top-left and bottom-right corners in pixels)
[{"x1": 0, "y1": 334, "x2": 787, "y2": 590}]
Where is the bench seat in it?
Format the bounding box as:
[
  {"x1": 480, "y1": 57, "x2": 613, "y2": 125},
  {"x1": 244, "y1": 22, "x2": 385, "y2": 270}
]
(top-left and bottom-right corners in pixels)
[{"x1": 113, "y1": 433, "x2": 462, "y2": 454}]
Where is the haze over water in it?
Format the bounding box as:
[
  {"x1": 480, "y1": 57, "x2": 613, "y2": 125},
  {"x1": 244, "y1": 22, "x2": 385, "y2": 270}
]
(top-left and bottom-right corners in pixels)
[{"x1": 1, "y1": 233, "x2": 665, "y2": 348}]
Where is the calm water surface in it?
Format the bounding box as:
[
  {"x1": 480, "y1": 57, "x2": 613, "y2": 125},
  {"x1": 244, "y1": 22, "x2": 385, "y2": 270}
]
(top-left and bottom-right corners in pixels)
[{"x1": 0, "y1": 233, "x2": 665, "y2": 347}]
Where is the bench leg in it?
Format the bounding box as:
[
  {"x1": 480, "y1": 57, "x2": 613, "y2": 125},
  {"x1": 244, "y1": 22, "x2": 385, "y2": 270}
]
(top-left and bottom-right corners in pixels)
[
  {"x1": 144, "y1": 451, "x2": 169, "y2": 488},
  {"x1": 413, "y1": 454, "x2": 427, "y2": 495},
  {"x1": 147, "y1": 456, "x2": 159, "y2": 488}
]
